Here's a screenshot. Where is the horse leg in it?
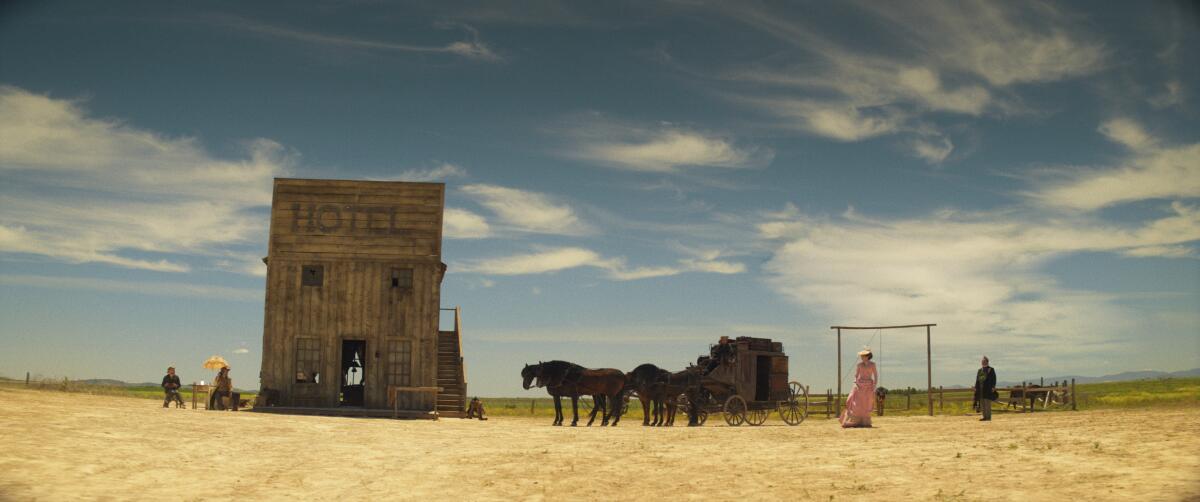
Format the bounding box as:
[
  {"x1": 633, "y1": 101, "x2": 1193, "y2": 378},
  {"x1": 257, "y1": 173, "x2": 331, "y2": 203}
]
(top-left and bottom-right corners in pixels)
[
  {"x1": 553, "y1": 395, "x2": 563, "y2": 426},
  {"x1": 600, "y1": 391, "x2": 612, "y2": 426},
  {"x1": 587, "y1": 394, "x2": 602, "y2": 426},
  {"x1": 570, "y1": 395, "x2": 579, "y2": 426},
  {"x1": 614, "y1": 389, "x2": 624, "y2": 425},
  {"x1": 639, "y1": 394, "x2": 650, "y2": 426}
]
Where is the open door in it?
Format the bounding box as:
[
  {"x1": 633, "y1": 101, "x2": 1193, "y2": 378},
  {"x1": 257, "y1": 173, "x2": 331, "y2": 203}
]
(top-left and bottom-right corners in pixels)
[{"x1": 340, "y1": 340, "x2": 366, "y2": 406}]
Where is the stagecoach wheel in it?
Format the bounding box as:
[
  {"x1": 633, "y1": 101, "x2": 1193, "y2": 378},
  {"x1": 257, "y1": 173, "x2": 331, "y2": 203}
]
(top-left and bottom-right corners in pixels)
[
  {"x1": 745, "y1": 407, "x2": 768, "y2": 426},
  {"x1": 779, "y1": 381, "x2": 810, "y2": 426},
  {"x1": 723, "y1": 395, "x2": 747, "y2": 426}
]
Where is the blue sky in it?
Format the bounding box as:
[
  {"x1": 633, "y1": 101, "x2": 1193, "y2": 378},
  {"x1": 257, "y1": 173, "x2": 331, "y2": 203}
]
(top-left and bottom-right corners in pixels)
[{"x1": 0, "y1": 1, "x2": 1197, "y2": 396}]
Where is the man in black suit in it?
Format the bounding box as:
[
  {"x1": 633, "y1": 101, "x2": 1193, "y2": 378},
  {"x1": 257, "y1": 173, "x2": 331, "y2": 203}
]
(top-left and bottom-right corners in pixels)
[{"x1": 976, "y1": 356, "x2": 997, "y2": 421}]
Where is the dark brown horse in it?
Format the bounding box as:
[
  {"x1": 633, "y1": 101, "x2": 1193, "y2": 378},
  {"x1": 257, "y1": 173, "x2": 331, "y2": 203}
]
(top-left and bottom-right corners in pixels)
[
  {"x1": 625, "y1": 364, "x2": 670, "y2": 426},
  {"x1": 661, "y1": 367, "x2": 704, "y2": 426},
  {"x1": 522, "y1": 361, "x2": 627, "y2": 426}
]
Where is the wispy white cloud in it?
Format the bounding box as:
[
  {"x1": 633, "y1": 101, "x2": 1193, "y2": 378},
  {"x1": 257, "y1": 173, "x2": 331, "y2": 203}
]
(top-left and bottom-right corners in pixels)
[
  {"x1": 216, "y1": 17, "x2": 502, "y2": 62},
  {"x1": 453, "y1": 246, "x2": 747, "y2": 281},
  {"x1": 387, "y1": 162, "x2": 467, "y2": 182},
  {"x1": 701, "y1": 1, "x2": 1104, "y2": 156},
  {"x1": 849, "y1": 0, "x2": 1106, "y2": 86},
  {"x1": 231, "y1": 348, "x2": 250, "y2": 355},
  {"x1": 0, "y1": 86, "x2": 288, "y2": 273},
  {"x1": 911, "y1": 136, "x2": 954, "y2": 164},
  {"x1": 555, "y1": 113, "x2": 772, "y2": 172},
  {"x1": 756, "y1": 120, "x2": 1199, "y2": 366},
  {"x1": 1028, "y1": 118, "x2": 1199, "y2": 211},
  {"x1": 757, "y1": 205, "x2": 1197, "y2": 362},
  {"x1": 1148, "y1": 79, "x2": 1184, "y2": 109},
  {"x1": 574, "y1": 129, "x2": 772, "y2": 172},
  {"x1": 443, "y1": 207, "x2": 492, "y2": 239},
  {"x1": 460, "y1": 184, "x2": 589, "y2": 235},
  {"x1": 0, "y1": 274, "x2": 261, "y2": 302}
]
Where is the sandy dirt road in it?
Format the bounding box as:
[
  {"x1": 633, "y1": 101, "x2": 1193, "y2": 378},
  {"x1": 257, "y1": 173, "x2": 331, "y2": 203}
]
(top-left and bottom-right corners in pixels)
[{"x1": 0, "y1": 387, "x2": 1197, "y2": 501}]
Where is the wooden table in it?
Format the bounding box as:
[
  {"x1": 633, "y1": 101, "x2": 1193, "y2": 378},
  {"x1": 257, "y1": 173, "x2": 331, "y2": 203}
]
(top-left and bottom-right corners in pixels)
[
  {"x1": 191, "y1": 384, "x2": 211, "y2": 410},
  {"x1": 387, "y1": 386, "x2": 443, "y2": 419}
]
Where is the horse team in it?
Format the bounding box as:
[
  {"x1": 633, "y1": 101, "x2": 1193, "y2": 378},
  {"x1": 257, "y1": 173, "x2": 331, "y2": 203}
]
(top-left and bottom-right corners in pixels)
[{"x1": 521, "y1": 360, "x2": 707, "y2": 427}]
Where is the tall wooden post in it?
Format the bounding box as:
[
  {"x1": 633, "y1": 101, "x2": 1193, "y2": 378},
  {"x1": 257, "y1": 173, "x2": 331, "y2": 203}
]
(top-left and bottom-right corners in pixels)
[
  {"x1": 25, "y1": 371, "x2": 30, "y2": 386},
  {"x1": 836, "y1": 328, "x2": 842, "y2": 417},
  {"x1": 1071, "y1": 378, "x2": 1077, "y2": 411},
  {"x1": 926, "y1": 325, "x2": 933, "y2": 416}
]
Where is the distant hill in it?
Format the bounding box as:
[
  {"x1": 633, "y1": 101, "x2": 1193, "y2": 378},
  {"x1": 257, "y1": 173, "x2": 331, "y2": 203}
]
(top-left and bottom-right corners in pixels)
[
  {"x1": 75, "y1": 379, "x2": 157, "y2": 387},
  {"x1": 998, "y1": 368, "x2": 1200, "y2": 387}
]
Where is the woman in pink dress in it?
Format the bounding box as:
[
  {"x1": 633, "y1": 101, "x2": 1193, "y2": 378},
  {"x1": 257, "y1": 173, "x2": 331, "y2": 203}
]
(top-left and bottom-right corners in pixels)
[{"x1": 840, "y1": 348, "x2": 878, "y2": 428}]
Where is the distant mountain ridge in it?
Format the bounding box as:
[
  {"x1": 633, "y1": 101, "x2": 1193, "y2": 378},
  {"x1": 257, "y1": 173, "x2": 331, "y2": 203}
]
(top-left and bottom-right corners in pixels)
[
  {"x1": 885, "y1": 368, "x2": 1199, "y2": 390},
  {"x1": 997, "y1": 368, "x2": 1200, "y2": 387}
]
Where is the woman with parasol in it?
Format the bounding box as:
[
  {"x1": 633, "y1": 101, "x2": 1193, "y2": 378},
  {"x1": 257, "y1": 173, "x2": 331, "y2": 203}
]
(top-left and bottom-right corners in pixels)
[{"x1": 203, "y1": 356, "x2": 232, "y2": 410}]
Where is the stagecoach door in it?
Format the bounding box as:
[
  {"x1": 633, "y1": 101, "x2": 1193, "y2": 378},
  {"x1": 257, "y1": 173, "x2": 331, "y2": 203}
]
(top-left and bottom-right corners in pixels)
[
  {"x1": 755, "y1": 356, "x2": 771, "y2": 401},
  {"x1": 340, "y1": 340, "x2": 366, "y2": 406}
]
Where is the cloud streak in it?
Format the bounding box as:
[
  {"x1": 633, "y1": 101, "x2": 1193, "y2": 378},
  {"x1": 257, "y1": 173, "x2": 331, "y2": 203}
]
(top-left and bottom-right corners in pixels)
[
  {"x1": 460, "y1": 184, "x2": 589, "y2": 236},
  {"x1": 217, "y1": 17, "x2": 501, "y2": 62},
  {"x1": 0, "y1": 274, "x2": 261, "y2": 302},
  {"x1": 574, "y1": 129, "x2": 772, "y2": 172},
  {"x1": 756, "y1": 119, "x2": 1198, "y2": 369},
  {"x1": 1028, "y1": 118, "x2": 1200, "y2": 211},
  {"x1": 700, "y1": 0, "x2": 1105, "y2": 162},
  {"x1": 454, "y1": 246, "x2": 746, "y2": 281},
  {"x1": 0, "y1": 86, "x2": 287, "y2": 273}
]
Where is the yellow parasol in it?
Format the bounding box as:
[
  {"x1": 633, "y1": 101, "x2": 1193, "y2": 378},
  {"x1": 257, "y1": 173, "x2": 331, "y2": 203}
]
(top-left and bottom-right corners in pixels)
[{"x1": 203, "y1": 355, "x2": 229, "y2": 370}]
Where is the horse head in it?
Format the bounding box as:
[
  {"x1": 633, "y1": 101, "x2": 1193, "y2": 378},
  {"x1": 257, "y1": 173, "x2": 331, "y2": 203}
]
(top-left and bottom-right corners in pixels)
[{"x1": 521, "y1": 363, "x2": 540, "y2": 390}]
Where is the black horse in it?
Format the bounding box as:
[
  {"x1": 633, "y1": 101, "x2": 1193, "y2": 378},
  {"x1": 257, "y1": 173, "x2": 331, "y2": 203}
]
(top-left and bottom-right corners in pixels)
[{"x1": 522, "y1": 361, "x2": 627, "y2": 426}]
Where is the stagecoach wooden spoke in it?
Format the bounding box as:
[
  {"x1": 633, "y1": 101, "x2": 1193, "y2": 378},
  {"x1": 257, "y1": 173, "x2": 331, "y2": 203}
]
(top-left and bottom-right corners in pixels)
[
  {"x1": 779, "y1": 381, "x2": 809, "y2": 426},
  {"x1": 723, "y1": 395, "x2": 747, "y2": 426},
  {"x1": 746, "y1": 407, "x2": 768, "y2": 426}
]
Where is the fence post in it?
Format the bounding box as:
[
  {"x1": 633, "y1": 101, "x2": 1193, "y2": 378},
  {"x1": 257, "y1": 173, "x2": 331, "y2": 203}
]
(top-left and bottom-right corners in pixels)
[
  {"x1": 939, "y1": 386, "x2": 944, "y2": 411},
  {"x1": 1071, "y1": 378, "x2": 1077, "y2": 411},
  {"x1": 906, "y1": 390, "x2": 911, "y2": 410},
  {"x1": 826, "y1": 389, "x2": 832, "y2": 418},
  {"x1": 25, "y1": 371, "x2": 30, "y2": 386}
]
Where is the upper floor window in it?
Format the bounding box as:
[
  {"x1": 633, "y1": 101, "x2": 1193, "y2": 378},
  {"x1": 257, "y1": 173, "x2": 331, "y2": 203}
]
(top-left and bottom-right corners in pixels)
[
  {"x1": 391, "y1": 268, "x2": 412, "y2": 289},
  {"x1": 302, "y1": 265, "x2": 324, "y2": 287}
]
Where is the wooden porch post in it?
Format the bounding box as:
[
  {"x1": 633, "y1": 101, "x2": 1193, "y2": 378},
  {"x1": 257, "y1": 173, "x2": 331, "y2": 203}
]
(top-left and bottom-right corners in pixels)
[
  {"x1": 836, "y1": 327, "x2": 842, "y2": 417},
  {"x1": 926, "y1": 325, "x2": 933, "y2": 417}
]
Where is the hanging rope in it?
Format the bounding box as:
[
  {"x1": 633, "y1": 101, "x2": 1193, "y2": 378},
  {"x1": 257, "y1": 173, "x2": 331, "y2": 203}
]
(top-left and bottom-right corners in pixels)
[{"x1": 841, "y1": 328, "x2": 881, "y2": 385}]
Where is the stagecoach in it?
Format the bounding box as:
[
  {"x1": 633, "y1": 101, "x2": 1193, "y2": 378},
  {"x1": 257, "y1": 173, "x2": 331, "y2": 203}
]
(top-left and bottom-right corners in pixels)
[{"x1": 680, "y1": 336, "x2": 810, "y2": 426}]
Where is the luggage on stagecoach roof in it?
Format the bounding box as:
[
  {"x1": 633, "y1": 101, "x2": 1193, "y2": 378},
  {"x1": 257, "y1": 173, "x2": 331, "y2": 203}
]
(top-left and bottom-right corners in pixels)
[{"x1": 734, "y1": 336, "x2": 778, "y2": 352}]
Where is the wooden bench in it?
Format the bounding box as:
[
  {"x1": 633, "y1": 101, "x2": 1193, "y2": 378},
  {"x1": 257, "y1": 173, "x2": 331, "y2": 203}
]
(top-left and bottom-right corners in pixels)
[{"x1": 387, "y1": 386, "x2": 443, "y2": 419}]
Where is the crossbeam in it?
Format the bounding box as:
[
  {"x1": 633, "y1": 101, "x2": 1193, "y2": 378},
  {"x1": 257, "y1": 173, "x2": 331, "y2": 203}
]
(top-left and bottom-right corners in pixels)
[{"x1": 833, "y1": 323, "x2": 936, "y2": 416}]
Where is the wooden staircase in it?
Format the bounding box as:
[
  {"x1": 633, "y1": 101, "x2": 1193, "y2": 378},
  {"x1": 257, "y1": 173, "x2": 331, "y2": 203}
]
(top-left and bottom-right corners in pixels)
[{"x1": 436, "y1": 307, "x2": 467, "y2": 417}]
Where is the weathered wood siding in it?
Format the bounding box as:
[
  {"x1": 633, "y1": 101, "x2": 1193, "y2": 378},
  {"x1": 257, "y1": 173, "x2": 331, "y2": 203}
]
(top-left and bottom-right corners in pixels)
[{"x1": 260, "y1": 179, "x2": 444, "y2": 410}]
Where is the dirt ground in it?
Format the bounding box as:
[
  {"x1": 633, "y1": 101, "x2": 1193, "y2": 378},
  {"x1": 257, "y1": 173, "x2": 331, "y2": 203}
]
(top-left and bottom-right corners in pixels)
[{"x1": 0, "y1": 388, "x2": 1197, "y2": 501}]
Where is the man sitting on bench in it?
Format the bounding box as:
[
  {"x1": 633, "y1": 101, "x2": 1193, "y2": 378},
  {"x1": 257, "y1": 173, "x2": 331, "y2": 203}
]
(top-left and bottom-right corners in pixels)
[{"x1": 162, "y1": 367, "x2": 184, "y2": 408}]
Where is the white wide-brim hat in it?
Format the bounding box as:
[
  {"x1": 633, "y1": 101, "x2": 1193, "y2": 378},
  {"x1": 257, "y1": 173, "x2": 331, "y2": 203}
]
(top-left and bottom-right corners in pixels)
[{"x1": 857, "y1": 348, "x2": 872, "y2": 356}]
